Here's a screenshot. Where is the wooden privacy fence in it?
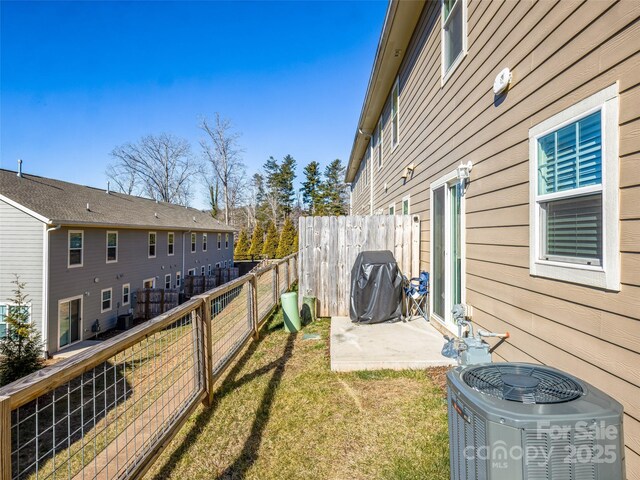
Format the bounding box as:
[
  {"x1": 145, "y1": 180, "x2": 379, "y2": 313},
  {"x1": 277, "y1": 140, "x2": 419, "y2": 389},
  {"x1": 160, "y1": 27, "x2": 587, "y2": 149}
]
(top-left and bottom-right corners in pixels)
[
  {"x1": 134, "y1": 288, "x2": 179, "y2": 320},
  {"x1": 0, "y1": 254, "x2": 298, "y2": 480},
  {"x1": 298, "y1": 215, "x2": 420, "y2": 317}
]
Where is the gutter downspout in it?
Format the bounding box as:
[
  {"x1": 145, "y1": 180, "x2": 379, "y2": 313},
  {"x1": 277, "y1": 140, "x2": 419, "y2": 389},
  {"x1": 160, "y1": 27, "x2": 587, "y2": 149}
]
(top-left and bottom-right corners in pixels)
[{"x1": 43, "y1": 224, "x2": 61, "y2": 358}]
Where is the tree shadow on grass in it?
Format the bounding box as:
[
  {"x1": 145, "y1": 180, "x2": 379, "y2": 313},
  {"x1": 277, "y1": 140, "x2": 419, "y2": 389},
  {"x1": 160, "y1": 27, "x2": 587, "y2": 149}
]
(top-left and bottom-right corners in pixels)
[{"x1": 151, "y1": 322, "x2": 297, "y2": 480}]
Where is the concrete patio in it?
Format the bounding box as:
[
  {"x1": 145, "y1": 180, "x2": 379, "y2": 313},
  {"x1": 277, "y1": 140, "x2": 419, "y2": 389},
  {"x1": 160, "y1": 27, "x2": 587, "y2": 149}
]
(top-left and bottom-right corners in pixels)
[
  {"x1": 330, "y1": 316, "x2": 457, "y2": 372},
  {"x1": 52, "y1": 340, "x2": 103, "y2": 359}
]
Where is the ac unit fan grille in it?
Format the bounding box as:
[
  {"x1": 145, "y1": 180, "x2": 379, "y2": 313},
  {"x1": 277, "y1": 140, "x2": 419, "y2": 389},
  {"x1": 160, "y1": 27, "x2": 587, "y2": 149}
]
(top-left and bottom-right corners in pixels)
[{"x1": 462, "y1": 364, "x2": 584, "y2": 404}]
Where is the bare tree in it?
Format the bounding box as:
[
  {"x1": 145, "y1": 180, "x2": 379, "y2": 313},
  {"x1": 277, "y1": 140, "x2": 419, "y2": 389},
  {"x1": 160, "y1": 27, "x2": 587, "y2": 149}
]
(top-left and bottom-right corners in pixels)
[
  {"x1": 199, "y1": 114, "x2": 246, "y2": 225},
  {"x1": 105, "y1": 163, "x2": 138, "y2": 195},
  {"x1": 108, "y1": 133, "x2": 197, "y2": 204}
]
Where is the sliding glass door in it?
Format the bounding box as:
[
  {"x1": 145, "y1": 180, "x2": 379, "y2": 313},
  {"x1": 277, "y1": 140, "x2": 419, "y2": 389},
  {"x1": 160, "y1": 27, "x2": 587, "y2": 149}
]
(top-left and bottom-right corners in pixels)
[{"x1": 431, "y1": 174, "x2": 464, "y2": 331}]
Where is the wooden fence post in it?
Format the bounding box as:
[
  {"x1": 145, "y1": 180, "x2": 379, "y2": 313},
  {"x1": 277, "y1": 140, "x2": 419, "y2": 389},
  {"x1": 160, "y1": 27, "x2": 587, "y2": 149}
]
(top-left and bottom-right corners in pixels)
[
  {"x1": 1, "y1": 395, "x2": 11, "y2": 480},
  {"x1": 249, "y1": 275, "x2": 259, "y2": 339},
  {"x1": 284, "y1": 259, "x2": 290, "y2": 291},
  {"x1": 272, "y1": 266, "x2": 279, "y2": 306},
  {"x1": 200, "y1": 297, "x2": 214, "y2": 407}
]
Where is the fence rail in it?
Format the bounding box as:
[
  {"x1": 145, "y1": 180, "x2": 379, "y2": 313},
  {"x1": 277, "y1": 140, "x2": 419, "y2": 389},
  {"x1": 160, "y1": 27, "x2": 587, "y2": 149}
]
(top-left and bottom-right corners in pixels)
[{"x1": 0, "y1": 254, "x2": 298, "y2": 480}]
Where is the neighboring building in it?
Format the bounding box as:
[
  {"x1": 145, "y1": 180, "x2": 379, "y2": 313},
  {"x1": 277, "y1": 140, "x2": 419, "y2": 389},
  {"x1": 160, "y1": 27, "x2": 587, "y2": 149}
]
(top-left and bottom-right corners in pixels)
[
  {"x1": 0, "y1": 168, "x2": 235, "y2": 355},
  {"x1": 347, "y1": 0, "x2": 640, "y2": 473}
]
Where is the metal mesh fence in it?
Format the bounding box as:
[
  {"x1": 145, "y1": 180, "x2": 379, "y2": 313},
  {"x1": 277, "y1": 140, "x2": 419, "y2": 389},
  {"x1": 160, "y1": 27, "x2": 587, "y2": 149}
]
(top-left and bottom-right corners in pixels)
[
  {"x1": 2, "y1": 254, "x2": 298, "y2": 480},
  {"x1": 9, "y1": 312, "x2": 203, "y2": 480},
  {"x1": 278, "y1": 262, "x2": 288, "y2": 295},
  {"x1": 209, "y1": 284, "x2": 252, "y2": 376},
  {"x1": 256, "y1": 269, "x2": 276, "y2": 324}
]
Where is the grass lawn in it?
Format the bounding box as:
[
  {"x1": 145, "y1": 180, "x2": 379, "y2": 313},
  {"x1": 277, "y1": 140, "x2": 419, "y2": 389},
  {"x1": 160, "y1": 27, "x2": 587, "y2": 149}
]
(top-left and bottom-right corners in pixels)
[{"x1": 145, "y1": 310, "x2": 451, "y2": 480}]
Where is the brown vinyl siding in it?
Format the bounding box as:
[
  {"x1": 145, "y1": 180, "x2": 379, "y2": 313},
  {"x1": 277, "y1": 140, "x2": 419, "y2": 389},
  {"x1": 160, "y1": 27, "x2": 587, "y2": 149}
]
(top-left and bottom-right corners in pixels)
[{"x1": 348, "y1": 0, "x2": 640, "y2": 475}]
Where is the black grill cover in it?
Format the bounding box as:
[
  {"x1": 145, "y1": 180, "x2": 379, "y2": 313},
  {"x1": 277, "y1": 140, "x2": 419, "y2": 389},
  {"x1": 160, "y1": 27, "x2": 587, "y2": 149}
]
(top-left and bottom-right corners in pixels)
[{"x1": 349, "y1": 250, "x2": 403, "y2": 324}]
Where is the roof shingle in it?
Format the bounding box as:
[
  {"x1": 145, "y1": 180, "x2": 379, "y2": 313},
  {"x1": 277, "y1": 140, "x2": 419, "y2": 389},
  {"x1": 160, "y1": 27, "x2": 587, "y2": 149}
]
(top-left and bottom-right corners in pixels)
[{"x1": 0, "y1": 169, "x2": 235, "y2": 232}]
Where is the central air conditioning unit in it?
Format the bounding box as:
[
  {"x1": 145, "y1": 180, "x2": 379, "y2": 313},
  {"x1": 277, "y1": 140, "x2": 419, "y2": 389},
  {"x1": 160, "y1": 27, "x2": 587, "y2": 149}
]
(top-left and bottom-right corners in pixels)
[{"x1": 447, "y1": 363, "x2": 625, "y2": 480}]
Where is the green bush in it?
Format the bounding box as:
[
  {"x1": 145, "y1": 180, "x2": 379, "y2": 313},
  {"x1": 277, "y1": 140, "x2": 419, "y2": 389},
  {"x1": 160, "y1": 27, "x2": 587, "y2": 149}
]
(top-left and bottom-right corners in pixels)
[
  {"x1": 262, "y1": 222, "x2": 279, "y2": 259},
  {"x1": 276, "y1": 217, "x2": 297, "y2": 258},
  {"x1": 248, "y1": 223, "x2": 265, "y2": 257},
  {"x1": 234, "y1": 229, "x2": 250, "y2": 259},
  {"x1": 0, "y1": 276, "x2": 44, "y2": 386}
]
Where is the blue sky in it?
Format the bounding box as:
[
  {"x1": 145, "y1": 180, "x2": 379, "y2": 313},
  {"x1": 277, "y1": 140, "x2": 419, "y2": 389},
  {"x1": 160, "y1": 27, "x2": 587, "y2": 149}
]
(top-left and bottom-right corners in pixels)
[{"x1": 1, "y1": 0, "x2": 386, "y2": 208}]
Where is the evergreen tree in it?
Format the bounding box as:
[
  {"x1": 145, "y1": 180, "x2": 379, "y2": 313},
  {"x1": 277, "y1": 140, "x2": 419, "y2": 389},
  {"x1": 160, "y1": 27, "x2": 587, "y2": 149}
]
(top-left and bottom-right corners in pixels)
[
  {"x1": 301, "y1": 161, "x2": 323, "y2": 215},
  {"x1": 292, "y1": 227, "x2": 299, "y2": 253},
  {"x1": 248, "y1": 223, "x2": 265, "y2": 257},
  {"x1": 276, "y1": 217, "x2": 297, "y2": 258},
  {"x1": 262, "y1": 222, "x2": 279, "y2": 259},
  {"x1": 234, "y1": 229, "x2": 250, "y2": 259},
  {"x1": 0, "y1": 276, "x2": 43, "y2": 386},
  {"x1": 279, "y1": 154, "x2": 297, "y2": 217},
  {"x1": 321, "y1": 159, "x2": 349, "y2": 216}
]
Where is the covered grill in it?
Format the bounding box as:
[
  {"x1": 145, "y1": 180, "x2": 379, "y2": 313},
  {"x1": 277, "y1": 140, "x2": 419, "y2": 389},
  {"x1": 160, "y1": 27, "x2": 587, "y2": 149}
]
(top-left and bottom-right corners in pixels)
[{"x1": 349, "y1": 250, "x2": 403, "y2": 324}]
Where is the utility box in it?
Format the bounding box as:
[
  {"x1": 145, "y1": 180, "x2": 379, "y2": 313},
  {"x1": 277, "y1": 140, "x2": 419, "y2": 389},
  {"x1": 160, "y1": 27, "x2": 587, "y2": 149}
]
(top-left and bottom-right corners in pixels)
[{"x1": 117, "y1": 313, "x2": 133, "y2": 330}]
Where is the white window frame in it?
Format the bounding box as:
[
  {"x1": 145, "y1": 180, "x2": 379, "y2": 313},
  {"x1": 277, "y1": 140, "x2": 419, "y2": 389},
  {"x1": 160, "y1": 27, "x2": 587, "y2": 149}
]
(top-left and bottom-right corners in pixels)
[
  {"x1": 0, "y1": 303, "x2": 32, "y2": 338},
  {"x1": 215, "y1": 262, "x2": 220, "y2": 268},
  {"x1": 217, "y1": 233, "x2": 222, "y2": 249},
  {"x1": 187, "y1": 268, "x2": 196, "y2": 276},
  {"x1": 208, "y1": 264, "x2": 212, "y2": 275},
  {"x1": 225, "y1": 233, "x2": 229, "y2": 249},
  {"x1": 176, "y1": 271, "x2": 181, "y2": 288},
  {"x1": 201, "y1": 266, "x2": 206, "y2": 276},
  {"x1": 57, "y1": 295, "x2": 83, "y2": 349},
  {"x1": 191, "y1": 233, "x2": 197, "y2": 253},
  {"x1": 391, "y1": 77, "x2": 400, "y2": 150},
  {"x1": 429, "y1": 168, "x2": 467, "y2": 333},
  {"x1": 68, "y1": 230, "x2": 84, "y2": 268},
  {"x1": 389, "y1": 203, "x2": 395, "y2": 215},
  {"x1": 529, "y1": 84, "x2": 619, "y2": 291},
  {"x1": 143, "y1": 277, "x2": 155, "y2": 289},
  {"x1": 167, "y1": 232, "x2": 175, "y2": 256},
  {"x1": 122, "y1": 283, "x2": 130, "y2": 306},
  {"x1": 203, "y1": 233, "x2": 208, "y2": 252},
  {"x1": 165, "y1": 274, "x2": 171, "y2": 290},
  {"x1": 402, "y1": 195, "x2": 410, "y2": 215},
  {"x1": 101, "y1": 288, "x2": 112, "y2": 313},
  {"x1": 441, "y1": 0, "x2": 468, "y2": 85},
  {"x1": 106, "y1": 231, "x2": 118, "y2": 264},
  {"x1": 148, "y1": 232, "x2": 156, "y2": 259}
]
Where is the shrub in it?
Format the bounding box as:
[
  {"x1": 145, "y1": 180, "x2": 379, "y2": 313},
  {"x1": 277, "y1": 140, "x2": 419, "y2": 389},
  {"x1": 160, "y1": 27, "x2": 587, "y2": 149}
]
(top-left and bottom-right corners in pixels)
[
  {"x1": 0, "y1": 276, "x2": 44, "y2": 386},
  {"x1": 234, "y1": 229, "x2": 250, "y2": 259},
  {"x1": 262, "y1": 222, "x2": 279, "y2": 259},
  {"x1": 248, "y1": 223, "x2": 265, "y2": 257},
  {"x1": 276, "y1": 217, "x2": 297, "y2": 258}
]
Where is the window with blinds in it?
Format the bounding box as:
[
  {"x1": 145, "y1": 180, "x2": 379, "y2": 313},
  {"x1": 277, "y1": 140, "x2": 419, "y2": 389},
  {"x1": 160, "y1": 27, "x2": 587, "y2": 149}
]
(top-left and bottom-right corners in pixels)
[{"x1": 537, "y1": 111, "x2": 604, "y2": 265}]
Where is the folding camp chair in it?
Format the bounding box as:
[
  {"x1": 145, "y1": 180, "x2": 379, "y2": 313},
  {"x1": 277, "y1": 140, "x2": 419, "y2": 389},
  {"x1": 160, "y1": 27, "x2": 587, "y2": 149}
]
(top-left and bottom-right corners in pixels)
[{"x1": 403, "y1": 271, "x2": 429, "y2": 321}]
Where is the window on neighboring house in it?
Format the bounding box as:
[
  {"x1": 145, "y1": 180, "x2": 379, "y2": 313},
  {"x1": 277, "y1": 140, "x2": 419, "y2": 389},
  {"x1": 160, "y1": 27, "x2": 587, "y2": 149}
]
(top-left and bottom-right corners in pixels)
[
  {"x1": 143, "y1": 278, "x2": 155, "y2": 289},
  {"x1": 176, "y1": 271, "x2": 181, "y2": 288},
  {"x1": 69, "y1": 230, "x2": 83, "y2": 267},
  {"x1": 225, "y1": 233, "x2": 229, "y2": 249},
  {"x1": 529, "y1": 84, "x2": 619, "y2": 290},
  {"x1": 391, "y1": 78, "x2": 400, "y2": 148},
  {"x1": 217, "y1": 233, "x2": 222, "y2": 249},
  {"x1": 402, "y1": 196, "x2": 410, "y2": 215},
  {"x1": 389, "y1": 204, "x2": 395, "y2": 215},
  {"x1": 215, "y1": 262, "x2": 220, "y2": 268},
  {"x1": 229, "y1": 259, "x2": 234, "y2": 267},
  {"x1": 106, "y1": 231, "x2": 118, "y2": 263},
  {"x1": 203, "y1": 233, "x2": 207, "y2": 252},
  {"x1": 148, "y1": 232, "x2": 156, "y2": 258},
  {"x1": 191, "y1": 233, "x2": 196, "y2": 253},
  {"x1": 441, "y1": 0, "x2": 467, "y2": 81},
  {"x1": 168, "y1": 232, "x2": 175, "y2": 256},
  {"x1": 208, "y1": 264, "x2": 212, "y2": 275},
  {"x1": 0, "y1": 304, "x2": 31, "y2": 338},
  {"x1": 122, "y1": 284, "x2": 130, "y2": 306},
  {"x1": 165, "y1": 274, "x2": 171, "y2": 289},
  {"x1": 101, "y1": 288, "x2": 112, "y2": 313},
  {"x1": 201, "y1": 266, "x2": 205, "y2": 275},
  {"x1": 187, "y1": 268, "x2": 195, "y2": 276}
]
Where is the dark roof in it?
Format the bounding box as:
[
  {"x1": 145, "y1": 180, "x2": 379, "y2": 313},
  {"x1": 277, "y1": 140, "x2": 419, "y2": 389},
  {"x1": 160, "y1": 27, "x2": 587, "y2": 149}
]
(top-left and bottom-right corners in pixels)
[{"x1": 0, "y1": 169, "x2": 235, "y2": 232}]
